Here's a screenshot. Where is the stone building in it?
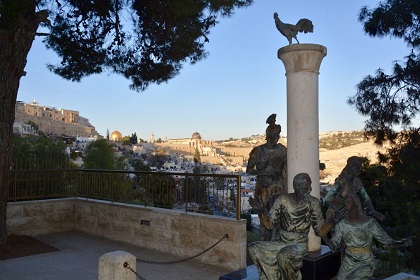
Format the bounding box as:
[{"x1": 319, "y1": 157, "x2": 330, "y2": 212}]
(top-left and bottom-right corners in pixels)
[
  {"x1": 110, "y1": 130, "x2": 122, "y2": 141},
  {"x1": 13, "y1": 121, "x2": 37, "y2": 136},
  {"x1": 166, "y1": 132, "x2": 215, "y2": 156},
  {"x1": 14, "y1": 100, "x2": 99, "y2": 137}
]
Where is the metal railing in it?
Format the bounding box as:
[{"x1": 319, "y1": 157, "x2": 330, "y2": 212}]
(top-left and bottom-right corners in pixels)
[{"x1": 9, "y1": 169, "x2": 242, "y2": 219}]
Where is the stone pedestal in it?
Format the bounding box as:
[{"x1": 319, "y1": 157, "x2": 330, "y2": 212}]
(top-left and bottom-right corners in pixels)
[
  {"x1": 301, "y1": 245, "x2": 341, "y2": 280},
  {"x1": 278, "y1": 44, "x2": 327, "y2": 251},
  {"x1": 98, "y1": 250, "x2": 136, "y2": 280},
  {"x1": 384, "y1": 273, "x2": 420, "y2": 280}
]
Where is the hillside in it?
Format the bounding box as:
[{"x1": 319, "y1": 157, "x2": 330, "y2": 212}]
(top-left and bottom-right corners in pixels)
[
  {"x1": 319, "y1": 141, "x2": 386, "y2": 183},
  {"x1": 215, "y1": 131, "x2": 387, "y2": 182},
  {"x1": 153, "y1": 131, "x2": 387, "y2": 182}
]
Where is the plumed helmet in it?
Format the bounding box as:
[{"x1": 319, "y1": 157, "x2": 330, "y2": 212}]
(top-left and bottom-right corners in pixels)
[{"x1": 265, "y1": 113, "x2": 281, "y2": 138}]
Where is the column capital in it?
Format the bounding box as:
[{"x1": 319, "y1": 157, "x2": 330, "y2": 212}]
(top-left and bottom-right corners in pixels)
[{"x1": 278, "y1": 44, "x2": 327, "y2": 74}]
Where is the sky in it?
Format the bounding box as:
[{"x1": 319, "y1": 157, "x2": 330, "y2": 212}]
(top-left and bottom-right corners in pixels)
[{"x1": 17, "y1": 0, "x2": 415, "y2": 141}]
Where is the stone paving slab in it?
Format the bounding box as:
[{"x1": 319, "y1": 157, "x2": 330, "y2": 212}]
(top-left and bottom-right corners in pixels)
[{"x1": 0, "y1": 231, "x2": 233, "y2": 280}]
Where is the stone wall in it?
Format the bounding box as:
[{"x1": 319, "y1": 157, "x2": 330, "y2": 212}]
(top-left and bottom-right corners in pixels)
[
  {"x1": 7, "y1": 198, "x2": 247, "y2": 270},
  {"x1": 15, "y1": 102, "x2": 98, "y2": 137},
  {"x1": 7, "y1": 198, "x2": 75, "y2": 235},
  {"x1": 74, "y1": 199, "x2": 247, "y2": 270}
]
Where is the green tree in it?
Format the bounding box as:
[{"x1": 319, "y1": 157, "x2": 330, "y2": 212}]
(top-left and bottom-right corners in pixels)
[
  {"x1": 132, "y1": 159, "x2": 151, "y2": 172},
  {"x1": 0, "y1": 0, "x2": 253, "y2": 244},
  {"x1": 229, "y1": 189, "x2": 235, "y2": 201},
  {"x1": 241, "y1": 212, "x2": 252, "y2": 231},
  {"x1": 121, "y1": 136, "x2": 131, "y2": 146},
  {"x1": 193, "y1": 147, "x2": 201, "y2": 164},
  {"x1": 11, "y1": 135, "x2": 76, "y2": 200},
  {"x1": 130, "y1": 133, "x2": 138, "y2": 145},
  {"x1": 192, "y1": 165, "x2": 202, "y2": 174},
  {"x1": 348, "y1": 0, "x2": 420, "y2": 145},
  {"x1": 348, "y1": 1, "x2": 420, "y2": 274},
  {"x1": 83, "y1": 139, "x2": 125, "y2": 170},
  {"x1": 26, "y1": 120, "x2": 39, "y2": 132},
  {"x1": 202, "y1": 165, "x2": 209, "y2": 173},
  {"x1": 360, "y1": 151, "x2": 420, "y2": 275},
  {"x1": 70, "y1": 150, "x2": 83, "y2": 160},
  {"x1": 12, "y1": 135, "x2": 68, "y2": 169},
  {"x1": 149, "y1": 154, "x2": 166, "y2": 170}
]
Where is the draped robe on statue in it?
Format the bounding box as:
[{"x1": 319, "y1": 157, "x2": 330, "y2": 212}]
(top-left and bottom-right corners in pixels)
[
  {"x1": 330, "y1": 217, "x2": 393, "y2": 280},
  {"x1": 248, "y1": 194, "x2": 326, "y2": 280}
]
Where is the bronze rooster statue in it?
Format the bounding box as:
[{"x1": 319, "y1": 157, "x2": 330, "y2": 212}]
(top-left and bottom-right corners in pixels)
[{"x1": 274, "y1": 12, "x2": 314, "y2": 45}]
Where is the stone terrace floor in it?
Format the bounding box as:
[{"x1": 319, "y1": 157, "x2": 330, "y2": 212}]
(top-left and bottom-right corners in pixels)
[{"x1": 0, "y1": 231, "x2": 233, "y2": 280}]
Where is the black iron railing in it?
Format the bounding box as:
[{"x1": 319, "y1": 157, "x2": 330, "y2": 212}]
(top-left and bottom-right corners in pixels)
[{"x1": 9, "y1": 169, "x2": 242, "y2": 219}]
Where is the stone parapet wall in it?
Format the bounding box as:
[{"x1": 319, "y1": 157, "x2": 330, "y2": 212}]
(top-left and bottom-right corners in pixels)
[
  {"x1": 7, "y1": 198, "x2": 75, "y2": 235},
  {"x1": 74, "y1": 199, "x2": 247, "y2": 270},
  {"x1": 6, "y1": 198, "x2": 246, "y2": 270}
]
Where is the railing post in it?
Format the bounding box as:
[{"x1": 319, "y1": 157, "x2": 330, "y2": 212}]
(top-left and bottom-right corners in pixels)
[
  {"x1": 236, "y1": 174, "x2": 241, "y2": 220},
  {"x1": 12, "y1": 170, "x2": 17, "y2": 202},
  {"x1": 185, "y1": 174, "x2": 189, "y2": 213}
]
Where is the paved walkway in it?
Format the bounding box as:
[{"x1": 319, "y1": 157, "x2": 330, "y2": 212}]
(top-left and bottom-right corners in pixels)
[{"x1": 0, "y1": 231, "x2": 233, "y2": 280}]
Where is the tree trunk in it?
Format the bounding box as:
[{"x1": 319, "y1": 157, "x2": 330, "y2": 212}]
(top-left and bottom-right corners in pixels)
[{"x1": 0, "y1": 0, "x2": 46, "y2": 245}]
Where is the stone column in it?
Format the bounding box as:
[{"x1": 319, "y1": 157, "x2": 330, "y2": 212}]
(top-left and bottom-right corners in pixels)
[{"x1": 278, "y1": 44, "x2": 327, "y2": 251}]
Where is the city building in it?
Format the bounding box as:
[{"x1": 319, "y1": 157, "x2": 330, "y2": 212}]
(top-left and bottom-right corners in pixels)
[
  {"x1": 166, "y1": 132, "x2": 216, "y2": 156},
  {"x1": 110, "y1": 130, "x2": 122, "y2": 141},
  {"x1": 14, "y1": 100, "x2": 99, "y2": 137},
  {"x1": 13, "y1": 121, "x2": 37, "y2": 136}
]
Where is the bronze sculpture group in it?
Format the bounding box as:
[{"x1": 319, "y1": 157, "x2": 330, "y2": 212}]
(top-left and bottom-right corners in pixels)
[{"x1": 246, "y1": 114, "x2": 414, "y2": 280}]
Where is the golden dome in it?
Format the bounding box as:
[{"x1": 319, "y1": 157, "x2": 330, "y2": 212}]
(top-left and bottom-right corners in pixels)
[{"x1": 110, "y1": 130, "x2": 122, "y2": 141}]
